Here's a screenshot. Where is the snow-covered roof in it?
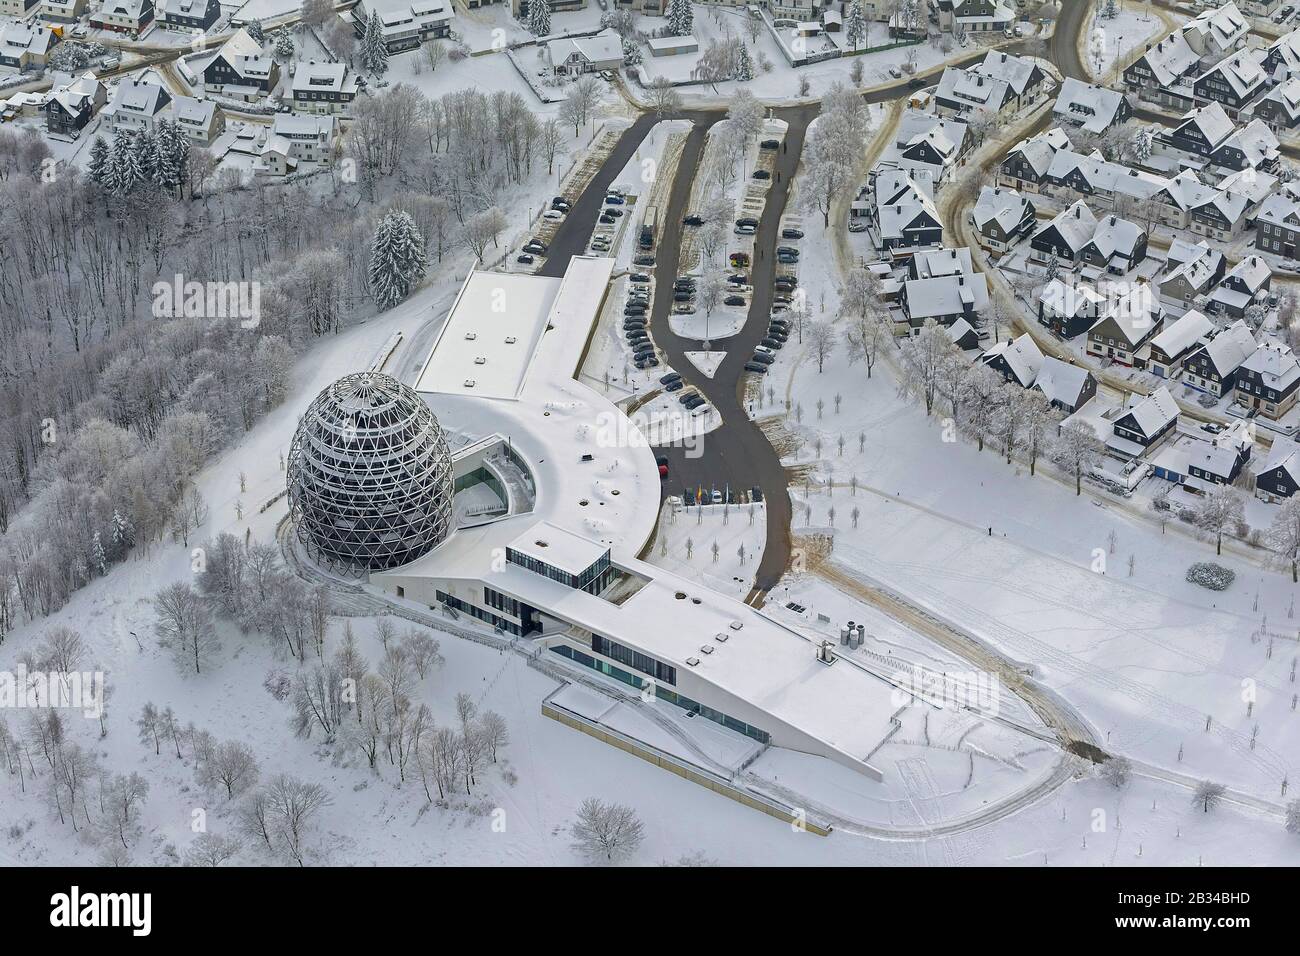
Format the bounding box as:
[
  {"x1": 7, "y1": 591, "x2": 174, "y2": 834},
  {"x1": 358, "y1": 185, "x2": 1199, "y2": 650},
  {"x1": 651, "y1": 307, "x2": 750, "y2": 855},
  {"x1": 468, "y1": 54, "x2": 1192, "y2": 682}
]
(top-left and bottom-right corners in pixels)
[
  {"x1": 1149, "y1": 308, "x2": 1212, "y2": 359},
  {"x1": 910, "y1": 246, "x2": 974, "y2": 279},
  {"x1": 1033, "y1": 356, "x2": 1091, "y2": 407},
  {"x1": 1195, "y1": 319, "x2": 1257, "y2": 375},
  {"x1": 1085, "y1": 214, "x2": 1144, "y2": 261},
  {"x1": 1255, "y1": 76, "x2": 1300, "y2": 123},
  {"x1": 271, "y1": 112, "x2": 335, "y2": 140},
  {"x1": 95, "y1": 0, "x2": 149, "y2": 19},
  {"x1": 1218, "y1": 166, "x2": 1277, "y2": 206},
  {"x1": 936, "y1": 65, "x2": 1010, "y2": 111},
  {"x1": 1175, "y1": 102, "x2": 1236, "y2": 151},
  {"x1": 0, "y1": 23, "x2": 56, "y2": 59},
  {"x1": 1035, "y1": 199, "x2": 1098, "y2": 252},
  {"x1": 1091, "y1": 283, "x2": 1163, "y2": 347},
  {"x1": 1157, "y1": 169, "x2": 1217, "y2": 212},
  {"x1": 1005, "y1": 126, "x2": 1072, "y2": 177},
  {"x1": 1045, "y1": 149, "x2": 1165, "y2": 201},
  {"x1": 1221, "y1": 254, "x2": 1271, "y2": 295},
  {"x1": 548, "y1": 28, "x2": 623, "y2": 67},
  {"x1": 903, "y1": 273, "x2": 989, "y2": 319},
  {"x1": 357, "y1": 0, "x2": 453, "y2": 36},
  {"x1": 211, "y1": 28, "x2": 276, "y2": 82},
  {"x1": 49, "y1": 73, "x2": 102, "y2": 116},
  {"x1": 1257, "y1": 190, "x2": 1300, "y2": 231},
  {"x1": 1161, "y1": 239, "x2": 1222, "y2": 294},
  {"x1": 973, "y1": 185, "x2": 1030, "y2": 234},
  {"x1": 973, "y1": 50, "x2": 1038, "y2": 95},
  {"x1": 1052, "y1": 77, "x2": 1127, "y2": 134},
  {"x1": 291, "y1": 61, "x2": 357, "y2": 97},
  {"x1": 107, "y1": 78, "x2": 169, "y2": 119},
  {"x1": 1119, "y1": 385, "x2": 1179, "y2": 438},
  {"x1": 1040, "y1": 277, "x2": 1104, "y2": 317},
  {"x1": 1257, "y1": 437, "x2": 1300, "y2": 485},
  {"x1": 1199, "y1": 47, "x2": 1266, "y2": 100},
  {"x1": 981, "y1": 332, "x2": 1043, "y2": 387},
  {"x1": 1182, "y1": 0, "x2": 1249, "y2": 56},
  {"x1": 1137, "y1": 32, "x2": 1199, "y2": 88},
  {"x1": 171, "y1": 94, "x2": 216, "y2": 130},
  {"x1": 1219, "y1": 119, "x2": 1279, "y2": 169},
  {"x1": 1241, "y1": 339, "x2": 1300, "y2": 392}
]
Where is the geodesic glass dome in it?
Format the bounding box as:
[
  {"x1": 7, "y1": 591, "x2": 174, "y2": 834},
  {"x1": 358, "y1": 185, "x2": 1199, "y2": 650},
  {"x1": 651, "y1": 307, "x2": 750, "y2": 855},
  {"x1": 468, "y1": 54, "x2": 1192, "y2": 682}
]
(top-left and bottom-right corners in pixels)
[{"x1": 287, "y1": 372, "x2": 454, "y2": 573}]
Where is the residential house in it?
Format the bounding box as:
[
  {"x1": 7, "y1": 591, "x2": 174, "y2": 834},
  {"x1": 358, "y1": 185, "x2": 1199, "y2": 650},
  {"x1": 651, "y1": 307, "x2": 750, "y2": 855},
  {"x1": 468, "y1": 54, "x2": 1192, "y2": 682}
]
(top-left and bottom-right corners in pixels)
[
  {"x1": 908, "y1": 246, "x2": 977, "y2": 280},
  {"x1": 1192, "y1": 46, "x2": 1267, "y2": 115},
  {"x1": 351, "y1": 0, "x2": 453, "y2": 53},
  {"x1": 997, "y1": 126, "x2": 1072, "y2": 194},
  {"x1": 980, "y1": 332, "x2": 1044, "y2": 388},
  {"x1": 203, "y1": 28, "x2": 279, "y2": 100},
  {"x1": 36, "y1": 0, "x2": 88, "y2": 22},
  {"x1": 1206, "y1": 255, "x2": 1272, "y2": 319},
  {"x1": 266, "y1": 112, "x2": 336, "y2": 165},
  {"x1": 1052, "y1": 78, "x2": 1133, "y2": 134},
  {"x1": 1251, "y1": 76, "x2": 1300, "y2": 130},
  {"x1": 971, "y1": 52, "x2": 1046, "y2": 110},
  {"x1": 1210, "y1": 119, "x2": 1279, "y2": 174},
  {"x1": 971, "y1": 185, "x2": 1035, "y2": 252},
  {"x1": 1033, "y1": 356, "x2": 1097, "y2": 413},
  {"x1": 1038, "y1": 277, "x2": 1105, "y2": 339},
  {"x1": 1256, "y1": 189, "x2": 1300, "y2": 259},
  {"x1": 1030, "y1": 200, "x2": 1097, "y2": 262},
  {"x1": 158, "y1": 0, "x2": 220, "y2": 31},
  {"x1": 291, "y1": 61, "x2": 359, "y2": 115},
  {"x1": 90, "y1": 0, "x2": 154, "y2": 33},
  {"x1": 1181, "y1": 2, "x2": 1250, "y2": 60},
  {"x1": 1156, "y1": 102, "x2": 1236, "y2": 160},
  {"x1": 1124, "y1": 33, "x2": 1199, "y2": 109},
  {"x1": 0, "y1": 24, "x2": 57, "y2": 73},
  {"x1": 1142, "y1": 308, "x2": 1214, "y2": 379},
  {"x1": 1086, "y1": 284, "x2": 1165, "y2": 367},
  {"x1": 934, "y1": 66, "x2": 1013, "y2": 118},
  {"x1": 1159, "y1": 238, "x2": 1227, "y2": 313},
  {"x1": 1262, "y1": 29, "x2": 1300, "y2": 82},
  {"x1": 0, "y1": 0, "x2": 41, "y2": 18},
  {"x1": 1254, "y1": 438, "x2": 1300, "y2": 501},
  {"x1": 879, "y1": 110, "x2": 970, "y2": 185},
  {"x1": 1235, "y1": 339, "x2": 1300, "y2": 419},
  {"x1": 44, "y1": 73, "x2": 106, "y2": 136},
  {"x1": 1181, "y1": 319, "x2": 1258, "y2": 396},
  {"x1": 1079, "y1": 214, "x2": 1148, "y2": 275},
  {"x1": 899, "y1": 272, "x2": 990, "y2": 330},
  {"x1": 1150, "y1": 420, "x2": 1253, "y2": 490},
  {"x1": 943, "y1": 317, "x2": 982, "y2": 351},
  {"x1": 1110, "y1": 385, "x2": 1180, "y2": 456},
  {"x1": 867, "y1": 168, "x2": 942, "y2": 252},
  {"x1": 548, "y1": 29, "x2": 623, "y2": 75},
  {"x1": 105, "y1": 78, "x2": 171, "y2": 133},
  {"x1": 932, "y1": 0, "x2": 1014, "y2": 33},
  {"x1": 170, "y1": 94, "x2": 222, "y2": 145}
]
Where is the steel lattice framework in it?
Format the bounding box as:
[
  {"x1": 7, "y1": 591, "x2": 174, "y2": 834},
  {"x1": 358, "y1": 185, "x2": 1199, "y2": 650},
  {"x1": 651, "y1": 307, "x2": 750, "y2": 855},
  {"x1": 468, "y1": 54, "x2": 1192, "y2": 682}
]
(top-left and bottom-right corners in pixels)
[{"x1": 287, "y1": 372, "x2": 454, "y2": 574}]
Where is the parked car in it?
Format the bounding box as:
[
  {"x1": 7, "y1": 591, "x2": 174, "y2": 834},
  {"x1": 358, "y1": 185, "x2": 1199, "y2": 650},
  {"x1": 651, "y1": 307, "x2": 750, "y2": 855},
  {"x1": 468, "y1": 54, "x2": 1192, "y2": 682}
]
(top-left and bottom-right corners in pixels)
[
  {"x1": 736, "y1": 217, "x2": 759, "y2": 228},
  {"x1": 684, "y1": 395, "x2": 705, "y2": 409},
  {"x1": 543, "y1": 210, "x2": 564, "y2": 221},
  {"x1": 629, "y1": 272, "x2": 651, "y2": 283},
  {"x1": 728, "y1": 273, "x2": 748, "y2": 285},
  {"x1": 634, "y1": 255, "x2": 656, "y2": 266},
  {"x1": 604, "y1": 207, "x2": 624, "y2": 217},
  {"x1": 665, "y1": 379, "x2": 685, "y2": 392},
  {"x1": 734, "y1": 224, "x2": 757, "y2": 236},
  {"x1": 848, "y1": 219, "x2": 869, "y2": 233},
  {"x1": 516, "y1": 253, "x2": 535, "y2": 264},
  {"x1": 551, "y1": 197, "x2": 570, "y2": 210},
  {"x1": 888, "y1": 66, "x2": 902, "y2": 78},
  {"x1": 605, "y1": 194, "x2": 625, "y2": 204},
  {"x1": 780, "y1": 228, "x2": 804, "y2": 240},
  {"x1": 760, "y1": 337, "x2": 783, "y2": 350},
  {"x1": 660, "y1": 372, "x2": 682, "y2": 384},
  {"x1": 744, "y1": 361, "x2": 768, "y2": 373},
  {"x1": 636, "y1": 356, "x2": 660, "y2": 369},
  {"x1": 752, "y1": 170, "x2": 771, "y2": 180},
  {"x1": 724, "y1": 295, "x2": 746, "y2": 306},
  {"x1": 599, "y1": 214, "x2": 616, "y2": 224},
  {"x1": 673, "y1": 304, "x2": 696, "y2": 315},
  {"x1": 777, "y1": 254, "x2": 798, "y2": 264},
  {"x1": 750, "y1": 352, "x2": 775, "y2": 365},
  {"x1": 730, "y1": 253, "x2": 750, "y2": 267},
  {"x1": 777, "y1": 246, "x2": 800, "y2": 257},
  {"x1": 760, "y1": 139, "x2": 780, "y2": 149},
  {"x1": 678, "y1": 391, "x2": 699, "y2": 405},
  {"x1": 673, "y1": 291, "x2": 693, "y2": 302},
  {"x1": 683, "y1": 215, "x2": 704, "y2": 226},
  {"x1": 523, "y1": 239, "x2": 547, "y2": 254}
]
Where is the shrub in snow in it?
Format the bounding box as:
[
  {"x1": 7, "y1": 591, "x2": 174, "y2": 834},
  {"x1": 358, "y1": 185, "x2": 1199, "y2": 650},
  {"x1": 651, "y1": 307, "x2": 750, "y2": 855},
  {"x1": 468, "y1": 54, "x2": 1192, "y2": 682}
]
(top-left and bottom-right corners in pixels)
[{"x1": 1185, "y1": 562, "x2": 1235, "y2": 591}]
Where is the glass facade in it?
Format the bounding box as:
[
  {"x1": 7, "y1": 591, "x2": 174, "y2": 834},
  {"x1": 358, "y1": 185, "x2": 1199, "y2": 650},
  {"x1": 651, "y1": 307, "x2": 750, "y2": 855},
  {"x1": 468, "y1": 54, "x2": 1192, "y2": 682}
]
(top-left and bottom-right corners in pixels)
[
  {"x1": 592, "y1": 634, "x2": 677, "y2": 686},
  {"x1": 436, "y1": 589, "x2": 521, "y2": 636},
  {"x1": 550, "y1": 645, "x2": 770, "y2": 745},
  {"x1": 506, "y1": 547, "x2": 614, "y2": 595}
]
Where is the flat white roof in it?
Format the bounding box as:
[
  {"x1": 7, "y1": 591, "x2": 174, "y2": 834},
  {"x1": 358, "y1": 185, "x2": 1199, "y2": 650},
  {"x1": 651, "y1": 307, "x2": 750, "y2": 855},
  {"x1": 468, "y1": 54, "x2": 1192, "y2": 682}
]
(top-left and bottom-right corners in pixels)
[
  {"x1": 508, "y1": 520, "x2": 608, "y2": 576},
  {"x1": 416, "y1": 272, "x2": 564, "y2": 400}
]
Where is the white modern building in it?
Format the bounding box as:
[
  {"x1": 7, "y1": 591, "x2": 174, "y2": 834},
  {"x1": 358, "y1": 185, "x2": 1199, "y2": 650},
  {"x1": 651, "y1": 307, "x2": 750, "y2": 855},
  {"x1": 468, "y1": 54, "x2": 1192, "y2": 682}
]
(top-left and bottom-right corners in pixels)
[{"x1": 368, "y1": 257, "x2": 903, "y2": 780}]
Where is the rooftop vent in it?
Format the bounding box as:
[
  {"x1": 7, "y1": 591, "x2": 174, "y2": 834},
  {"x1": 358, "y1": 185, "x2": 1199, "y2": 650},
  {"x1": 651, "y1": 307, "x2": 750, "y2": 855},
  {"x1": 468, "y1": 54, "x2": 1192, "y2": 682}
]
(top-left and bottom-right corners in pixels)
[
  {"x1": 700, "y1": 645, "x2": 714, "y2": 655},
  {"x1": 463, "y1": 379, "x2": 475, "y2": 388},
  {"x1": 464, "y1": 331, "x2": 477, "y2": 340},
  {"x1": 686, "y1": 656, "x2": 700, "y2": 667}
]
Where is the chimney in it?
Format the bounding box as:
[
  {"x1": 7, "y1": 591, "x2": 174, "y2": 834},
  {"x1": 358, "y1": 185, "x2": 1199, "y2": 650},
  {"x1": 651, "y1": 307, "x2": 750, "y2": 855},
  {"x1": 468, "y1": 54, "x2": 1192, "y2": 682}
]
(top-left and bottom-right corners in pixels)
[
  {"x1": 1075, "y1": 205, "x2": 1081, "y2": 218},
  {"x1": 959, "y1": 275, "x2": 965, "y2": 285},
  {"x1": 1110, "y1": 215, "x2": 1117, "y2": 225}
]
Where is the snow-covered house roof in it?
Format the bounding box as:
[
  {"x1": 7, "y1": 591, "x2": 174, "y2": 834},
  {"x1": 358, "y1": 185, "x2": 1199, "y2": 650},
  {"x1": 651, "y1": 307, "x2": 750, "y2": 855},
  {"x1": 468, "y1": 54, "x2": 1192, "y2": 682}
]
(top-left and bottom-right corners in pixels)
[
  {"x1": 1086, "y1": 214, "x2": 1144, "y2": 261},
  {"x1": 1119, "y1": 385, "x2": 1179, "y2": 439},
  {"x1": 1267, "y1": 29, "x2": 1300, "y2": 80},
  {"x1": 1161, "y1": 239, "x2": 1223, "y2": 295},
  {"x1": 357, "y1": 0, "x2": 453, "y2": 39},
  {"x1": 209, "y1": 28, "x2": 276, "y2": 83},
  {"x1": 1257, "y1": 437, "x2": 1300, "y2": 487},
  {"x1": 1257, "y1": 190, "x2": 1300, "y2": 232},
  {"x1": 1175, "y1": 102, "x2": 1236, "y2": 151},
  {"x1": 1198, "y1": 47, "x2": 1267, "y2": 101},
  {"x1": 1219, "y1": 119, "x2": 1279, "y2": 169},
  {"x1": 902, "y1": 273, "x2": 989, "y2": 320},
  {"x1": 171, "y1": 94, "x2": 216, "y2": 130},
  {"x1": 910, "y1": 246, "x2": 974, "y2": 279},
  {"x1": 0, "y1": 23, "x2": 56, "y2": 60},
  {"x1": 1241, "y1": 339, "x2": 1300, "y2": 392},
  {"x1": 1157, "y1": 170, "x2": 1218, "y2": 213},
  {"x1": 1053, "y1": 77, "x2": 1128, "y2": 134},
  {"x1": 1091, "y1": 284, "x2": 1164, "y2": 348},
  {"x1": 972, "y1": 50, "x2": 1039, "y2": 96},
  {"x1": 291, "y1": 61, "x2": 357, "y2": 97},
  {"x1": 1035, "y1": 199, "x2": 1098, "y2": 253},
  {"x1": 1181, "y1": 1, "x2": 1249, "y2": 57},
  {"x1": 973, "y1": 185, "x2": 1031, "y2": 234},
  {"x1": 1005, "y1": 126, "x2": 1072, "y2": 177},
  {"x1": 1040, "y1": 277, "x2": 1105, "y2": 318},
  {"x1": 1195, "y1": 319, "x2": 1257, "y2": 376},
  {"x1": 935, "y1": 65, "x2": 1011, "y2": 112},
  {"x1": 1033, "y1": 356, "x2": 1091, "y2": 408},
  {"x1": 271, "y1": 112, "x2": 335, "y2": 141},
  {"x1": 1149, "y1": 308, "x2": 1213, "y2": 359},
  {"x1": 1254, "y1": 76, "x2": 1300, "y2": 124},
  {"x1": 94, "y1": 0, "x2": 150, "y2": 21},
  {"x1": 1138, "y1": 33, "x2": 1199, "y2": 88},
  {"x1": 49, "y1": 73, "x2": 103, "y2": 117},
  {"x1": 980, "y1": 332, "x2": 1043, "y2": 388},
  {"x1": 548, "y1": 29, "x2": 624, "y2": 69},
  {"x1": 1218, "y1": 166, "x2": 1277, "y2": 206},
  {"x1": 106, "y1": 78, "x2": 169, "y2": 120}
]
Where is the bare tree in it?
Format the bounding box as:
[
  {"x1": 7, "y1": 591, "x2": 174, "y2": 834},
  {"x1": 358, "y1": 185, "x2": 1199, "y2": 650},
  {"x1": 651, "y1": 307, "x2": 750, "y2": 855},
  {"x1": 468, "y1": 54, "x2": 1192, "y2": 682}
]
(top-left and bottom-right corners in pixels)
[
  {"x1": 806, "y1": 320, "x2": 836, "y2": 372},
  {"x1": 1266, "y1": 495, "x2": 1300, "y2": 582},
  {"x1": 153, "y1": 581, "x2": 217, "y2": 675},
  {"x1": 1193, "y1": 779, "x2": 1226, "y2": 813},
  {"x1": 210, "y1": 740, "x2": 259, "y2": 799},
  {"x1": 1052, "y1": 421, "x2": 1103, "y2": 496},
  {"x1": 1100, "y1": 755, "x2": 1131, "y2": 789},
  {"x1": 478, "y1": 710, "x2": 509, "y2": 762},
  {"x1": 1195, "y1": 484, "x2": 1244, "y2": 556},
  {"x1": 571, "y1": 797, "x2": 644, "y2": 863},
  {"x1": 265, "y1": 773, "x2": 332, "y2": 866},
  {"x1": 184, "y1": 831, "x2": 243, "y2": 867}
]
